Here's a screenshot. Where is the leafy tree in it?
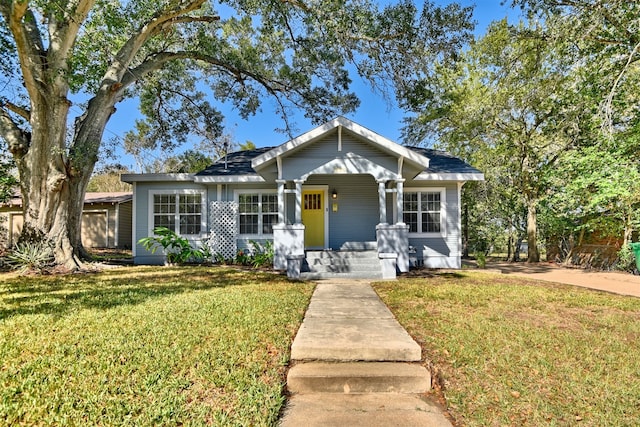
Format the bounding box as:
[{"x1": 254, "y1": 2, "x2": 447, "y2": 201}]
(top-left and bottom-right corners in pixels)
[
  {"x1": 403, "y1": 20, "x2": 582, "y2": 262},
  {"x1": 513, "y1": 0, "x2": 640, "y2": 257},
  {"x1": 86, "y1": 164, "x2": 132, "y2": 193},
  {"x1": 239, "y1": 140, "x2": 256, "y2": 151},
  {"x1": 0, "y1": 0, "x2": 473, "y2": 269}
]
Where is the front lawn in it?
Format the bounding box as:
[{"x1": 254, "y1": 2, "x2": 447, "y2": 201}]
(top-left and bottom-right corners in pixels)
[
  {"x1": 0, "y1": 267, "x2": 314, "y2": 426},
  {"x1": 374, "y1": 272, "x2": 640, "y2": 427}
]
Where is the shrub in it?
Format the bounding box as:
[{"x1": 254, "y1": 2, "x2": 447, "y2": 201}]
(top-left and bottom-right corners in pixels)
[
  {"x1": 615, "y1": 244, "x2": 637, "y2": 273},
  {"x1": 234, "y1": 249, "x2": 251, "y2": 266},
  {"x1": 475, "y1": 251, "x2": 486, "y2": 269},
  {"x1": 249, "y1": 240, "x2": 274, "y2": 268},
  {"x1": 6, "y1": 241, "x2": 54, "y2": 273},
  {"x1": 138, "y1": 227, "x2": 206, "y2": 264}
]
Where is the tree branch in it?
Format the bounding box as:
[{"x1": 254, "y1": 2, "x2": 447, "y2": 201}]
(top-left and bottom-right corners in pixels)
[
  {"x1": 0, "y1": 2, "x2": 46, "y2": 100},
  {"x1": 603, "y1": 39, "x2": 640, "y2": 133},
  {"x1": 1, "y1": 99, "x2": 31, "y2": 121},
  {"x1": 122, "y1": 51, "x2": 289, "y2": 95},
  {"x1": 101, "y1": 0, "x2": 207, "y2": 87},
  {"x1": 48, "y1": 0, "x2": 96, "y2": 73},
  {"x1": 0, "y1": 106, "x2": 30, "y2": 158}
]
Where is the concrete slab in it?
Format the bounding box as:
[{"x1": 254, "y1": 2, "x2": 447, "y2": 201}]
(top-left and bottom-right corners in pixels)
[
  {"x1": 312, "y1": 282, "x2": 380, "y2": 299},
  {"x1": 287, "y1": 362, "x2": 431, "y2": 394},
  {"x1": 279, "y1": 393, "x2": 452, "y2": 427},
  {"x1": 291, "y1": 317, "x2": 422, "y2": 361},
  {"x1": 305, "y1": 298, "x2": 394, "y2": 319}
]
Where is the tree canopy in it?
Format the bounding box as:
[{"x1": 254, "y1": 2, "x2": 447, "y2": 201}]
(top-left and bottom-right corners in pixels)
[{"x1": 0, "y1": 0, "x2": 473, "y2": 269}]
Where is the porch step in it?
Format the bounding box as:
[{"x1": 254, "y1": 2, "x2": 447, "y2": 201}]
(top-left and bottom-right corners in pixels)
[
  {"x1": 287, "y1": 362, "x2": 431, "y2": 394},
  {"x1": 302, "y1": 250, "x2": 382, "y2": 279}
]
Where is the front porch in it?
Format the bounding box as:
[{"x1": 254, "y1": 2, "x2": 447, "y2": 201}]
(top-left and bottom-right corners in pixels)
[{"x1": 269, "y1": 171, "x2": 410, "y2": 279}]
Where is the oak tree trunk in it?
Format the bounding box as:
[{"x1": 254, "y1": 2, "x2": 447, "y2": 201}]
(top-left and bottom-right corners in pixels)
[{"x1": 12, "y1": 83, "x2": 116, "y2": 270}]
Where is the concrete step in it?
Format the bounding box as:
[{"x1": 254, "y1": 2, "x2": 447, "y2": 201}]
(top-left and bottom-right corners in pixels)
[
  {"x1": 303, "y1": 250, "x2": 382, "y2": 278},
  {"x1": 300, "y1": 272, "x2": 383, "y2": 280},
  {"x1": 287, "y1": 362, "x2": 431, "y2": 394},
  {"x1": 279, "y1": 393, "x2": 452, "y2": 427},
  {"x1": 305, "y1": 250, "x2": 379, "y2": 260}
]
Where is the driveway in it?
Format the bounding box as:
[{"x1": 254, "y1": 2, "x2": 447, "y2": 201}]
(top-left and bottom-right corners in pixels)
[{"x1": 486, "y1": 261, "x2": 640, "y2": 298}]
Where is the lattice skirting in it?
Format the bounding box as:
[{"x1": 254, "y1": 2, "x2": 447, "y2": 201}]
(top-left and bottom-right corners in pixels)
[{"x1": 206, "y1": 201, "x2": 238, "y2": 260}]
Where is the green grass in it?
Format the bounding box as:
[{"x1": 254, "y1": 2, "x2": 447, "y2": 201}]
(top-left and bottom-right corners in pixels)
[
  {"x1": 374, "y1": 272, "x2": 640, "y2": 427},
  {"x1": 0, "y1": 266, "x2": 314, "y2": 426}
]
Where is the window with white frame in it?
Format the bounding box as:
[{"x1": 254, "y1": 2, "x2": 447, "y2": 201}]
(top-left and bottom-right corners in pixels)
[
  {"x1": 151, "y1": 191, "x2": 204, "y2": 235},
  {"x1": 237, "y1": 192, "x2": 278, "y2": 235},
  {"x1": 403, "y1": 189, "x2": 445, "y2": 235}
]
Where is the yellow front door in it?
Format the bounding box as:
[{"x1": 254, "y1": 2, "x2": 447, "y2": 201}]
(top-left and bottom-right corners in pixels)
[{"x1": 302, "y1": 190, "x2": 325, "y2": 248}]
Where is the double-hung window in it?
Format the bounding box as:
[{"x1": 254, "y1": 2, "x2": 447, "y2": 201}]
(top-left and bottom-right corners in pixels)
[
  {"x1": 237, "y1": 192, "x2": 278, "y2": 235},
  {"x1": 151, "y1": 191, "x2": 205, "y2": 236},
  {"x1": 403, "y1": 189, "x2": 445, "y2": 235}
]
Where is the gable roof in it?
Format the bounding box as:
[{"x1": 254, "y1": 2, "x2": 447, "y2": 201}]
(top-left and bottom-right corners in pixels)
[
  {"x1": 193, "y1": 147, "x2": 273, "y2": 183},
  {"x1": 410, "y1": 147, "x2": 483, "y2": 181},
  {"x1": 251, "y1": 117, "x2": 431, "y2": 171}
]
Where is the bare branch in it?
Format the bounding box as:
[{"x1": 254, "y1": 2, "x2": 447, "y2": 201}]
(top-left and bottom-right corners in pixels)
[
  {"x1": 1, "y1": 2, "x2": 46, "y2": 99},
  {"x1": 48, "y1": 0, "x2": 96, "y2": 72},
  {"x1": 1, "y1": 99, "x2": 31, "y2": 121},
  {"x1": 0, "y1": 106, "x2": 30, "y2": 158},
  {"x1": 122, "y1": 51, "x2": 289, "y2": 95},
  {"x1": 102, "y1": 0, "x2": 207, "y2": 86},
  {"x1": 603, "y1": 39, "x2": 640, "y2": 134}
]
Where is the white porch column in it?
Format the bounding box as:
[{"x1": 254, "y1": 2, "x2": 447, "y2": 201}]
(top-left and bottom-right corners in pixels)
[
  {"x1": 276, "y1": 179, "x2": 286, "y2": 224},
  {"x1": 396, "y1": 179, "x2": 405, "y2": 224},
  {"x1": 294, "y1": 179, "x2": 304, "y2": 224},
  {"x1": 377, "y1": 180, "x2": 387, "y2": 224}
]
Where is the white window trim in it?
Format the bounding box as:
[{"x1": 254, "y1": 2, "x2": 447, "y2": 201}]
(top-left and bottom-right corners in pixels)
[
  {"x1": 234, "y1": 189, "x2": 278, "y2": 238},
  {"x1": 404, "y1": 187, "x2": 447, "y2": 238},
  {"x1": 148, "y1": 189, "x2": 207, "y2": 238}
]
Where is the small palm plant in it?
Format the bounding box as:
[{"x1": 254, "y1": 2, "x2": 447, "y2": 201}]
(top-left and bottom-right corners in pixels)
[{"x1": 6, "y1": 241, "x2": 54, "y2": 273}]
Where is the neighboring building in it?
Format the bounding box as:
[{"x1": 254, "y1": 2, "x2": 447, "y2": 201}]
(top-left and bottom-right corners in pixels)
[
  {"x1": 0, "y1": 192, "x2": 133, "y2": 249},
  {"x1": 122, "y1": 117, "x2": 483, "y2": 278}
]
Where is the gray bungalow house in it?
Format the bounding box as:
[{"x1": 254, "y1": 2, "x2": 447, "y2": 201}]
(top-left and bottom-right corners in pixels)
[{"x1": 122, "y1": 117, "x2": 483, "y2": 278}]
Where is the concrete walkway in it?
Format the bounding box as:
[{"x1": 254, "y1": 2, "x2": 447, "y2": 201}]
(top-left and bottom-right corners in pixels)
[{"x1": 279, "y1": 279, "x2": 451, "y2": 427}]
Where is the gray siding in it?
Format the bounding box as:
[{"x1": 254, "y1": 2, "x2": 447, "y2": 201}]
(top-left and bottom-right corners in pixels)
[
  {"x1": 133, "y1": 181, "x2": 208, "y2": 264},
  {"x1": 405, "y1": 184, "x2": 461, "y2": 268},
  {"x1": 306, "y1": 175, "x2": 379, "y2": 249},
  {"x1": 281, "y1": 131, "x2": 398, "y2": 180}
]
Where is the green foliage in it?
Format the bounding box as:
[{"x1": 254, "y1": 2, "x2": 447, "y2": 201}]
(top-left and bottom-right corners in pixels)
[
  {"x1": 248, "y1": 240, "x2": 274, "y2": 268},
  {"x1": 474, "y1": 251, "x2": 486, "y2": 269},
  {"x1": 615, "y1": 244, "x2": 638, "y2": 273},
  {"x1": 5, "y1": 241, "x2": 54, "y2": 274},
  {"x1": 218, "y1": 240, "x2": 274, "y2": 268},
  {"x1": 87, "y1": 164, "x2": 132, "y2": 192},
  {"x1": 138, "y1": 227, "x2": 207, "y2": 264},
  {"x1": 234, "y1": 249, "x2": 251, "y2": 266}
]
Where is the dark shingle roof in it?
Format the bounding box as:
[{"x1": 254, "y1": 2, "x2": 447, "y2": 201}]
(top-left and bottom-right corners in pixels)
[
  {"x1": 407, "y1": 147, "x2": 482, "y2": 175},
  {"x1": 193, "y1": 145, "x2": 481, "y2": 177},
  {"x1": 195, "y1": 147, "x2": 275, "y2": 177}
]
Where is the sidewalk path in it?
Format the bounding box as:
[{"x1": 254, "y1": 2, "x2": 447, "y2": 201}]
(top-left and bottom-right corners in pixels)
[
  {"x1": 487, "y1": 261, "x2": 640, "y2": 298},
  {"x1": 279, "y1": 279, "x2": 451, "y2": 427}
]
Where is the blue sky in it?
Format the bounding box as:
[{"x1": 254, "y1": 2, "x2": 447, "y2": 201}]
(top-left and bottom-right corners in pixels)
[{"x1": 100, "y1": 1, "x2": 521, "y2": 170}]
